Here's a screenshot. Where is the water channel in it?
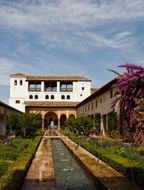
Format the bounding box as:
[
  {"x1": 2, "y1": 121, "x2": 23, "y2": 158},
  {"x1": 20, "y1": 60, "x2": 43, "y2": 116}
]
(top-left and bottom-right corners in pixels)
[
  {"x1": 21, "y1": 130, "x2": 104, "y2": 190},
  {"x1": 51, "y1": 139, "x2": 101, "y2": 190}
]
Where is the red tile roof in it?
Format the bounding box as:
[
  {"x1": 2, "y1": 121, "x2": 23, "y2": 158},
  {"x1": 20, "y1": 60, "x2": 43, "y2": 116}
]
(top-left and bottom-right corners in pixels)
[
  {"x1": 25, "y1": 101, "x2": 79, "y2": 108},
  {"x1": 9, "y1": 73, "x2": 26, "y2": 77},
  {"x1": 10, "y1": 73, "x2": 91, "y2": 81},
  {"x1": 0, "y1": 101, "x2": 22, "y2": 112},
  {"x1": 26, "y1": 75, "x2": 91, "y2": 81}
]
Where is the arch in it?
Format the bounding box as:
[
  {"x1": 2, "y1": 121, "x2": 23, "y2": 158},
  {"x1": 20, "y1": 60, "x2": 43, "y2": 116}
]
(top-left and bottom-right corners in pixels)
[
  {"x1": 69, "y1": 114, "x2": 75, "y2": 119},
  {"x1": 45, "y1": 95, "x2": 49, "y2": 99},
  {"x1": 44, "y1": 112, "x2": 58, "y2": 129},
  {"x1": 61, "y1": 95, "x2": 65, "y2": 99},
  {"x1": 67, "y1": 95, "x2": 70, "y2": 99},
  {"x1": 60, "y1": 114, "x2": 66, "y2": 128},
  {"x1": 14, "y1": 80, "x2": 17, "y2": 85},
  {"x1": 35, "y1": 95, "x2": 38, "y2": 99},
  {"x1": 51, "y1": 95, "x2": 54, "y2": 99},
  {"x1": 29, "y1": 95, "x2": 33, "y2": 99},
  {"x1": 20, "y1": 80, "x2": 23, "y2": 85}
]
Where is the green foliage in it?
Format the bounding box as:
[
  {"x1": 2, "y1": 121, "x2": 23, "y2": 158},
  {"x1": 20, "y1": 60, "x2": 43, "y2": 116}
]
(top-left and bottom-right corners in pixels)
[
  {"x1": 95, "y1": 113, "x2": 101, "y2": 134},
  {"x1": 0, "y1": 138, "x2": 33, "y2": 180},
  {"x1": 107, "y1": 111, "x2": 117, "y2": 135},
  {"x1": 0, "y1": 163, "x2": 8, "y2": 178},
  {"x1": 0, "y1": 131, "x2": 43, "y2": 190},
  {"x1": 63, "y1": 131, "x2": 144, "y2": 186},
  {"x1": 66, "y1": 116, "x2": 93, "y2": 136},
  {"x1": 7, "y1": 113, "x2": 20, "y2": 137},
  {"x1": 8, "y1": 113, "x2": 42, "y2": 138}
]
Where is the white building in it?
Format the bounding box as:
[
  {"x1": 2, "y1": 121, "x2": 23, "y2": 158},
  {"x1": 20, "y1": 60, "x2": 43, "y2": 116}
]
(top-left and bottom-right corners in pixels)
[{"x1": 9, "y1": 73, "x2": 91, "y2": 113}]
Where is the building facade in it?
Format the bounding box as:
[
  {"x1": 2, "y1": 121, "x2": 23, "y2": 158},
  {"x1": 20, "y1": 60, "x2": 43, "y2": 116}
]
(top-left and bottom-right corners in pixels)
[
  {"x1": 76, "y1": 79, "x2": 121, "y2": 135},
  {"x1": 8, "y1": 73, "x2": 128, "y2": 136},
  {"x1": 9, "y1": 73, "x2": 91, "y2": 128},
  {"x1": 0, "y1": 101, "x2": 21, "y2": 136}
]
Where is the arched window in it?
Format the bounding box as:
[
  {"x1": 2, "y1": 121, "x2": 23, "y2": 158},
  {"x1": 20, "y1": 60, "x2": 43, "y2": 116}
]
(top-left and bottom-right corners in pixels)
[
  {"x1": 51, "y1": 95, "x2": 54, "y2": 99},
  {"x1": 29, "y1": 95, "x2": 33, "y2": 99},
  {"x1": 20, "y1": 80, "x2": 23, "y2": 85},
  {"x1": 67, "y1": 95, "x2": 70, "y2": 99},
  {"x1": 45, "y1": 95, "x2": 49, "y2": 99},
  {"x1": 35, "y1": 95, "x2": 38, "y2": 99},
  {"x1": 61, "y1": 95, "x2": 65, "y2": 99},
  {"x1": 14, "y1": 80, "x2": 17, "y2": 85}
]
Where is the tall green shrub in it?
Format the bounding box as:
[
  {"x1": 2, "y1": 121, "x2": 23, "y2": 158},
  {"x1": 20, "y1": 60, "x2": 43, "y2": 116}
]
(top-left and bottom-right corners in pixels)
[
  {"x1": 8, "y1": 113, "x2": 42, "y2": 138},
  {"x1": 66, "y1": 116, "x2": 93, "y2": 136},
  {"x1": 95, "y1": 113, "x2": 101, "y2": 134},
  {"x1": 107, "y1": 111, "x2": 117, "y2": 135}
]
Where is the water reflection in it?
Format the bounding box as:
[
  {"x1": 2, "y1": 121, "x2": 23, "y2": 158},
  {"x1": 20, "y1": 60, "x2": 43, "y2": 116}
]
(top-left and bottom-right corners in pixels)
[{"x1": 52, "y1": 139, "x2": 100, "y2": 190}]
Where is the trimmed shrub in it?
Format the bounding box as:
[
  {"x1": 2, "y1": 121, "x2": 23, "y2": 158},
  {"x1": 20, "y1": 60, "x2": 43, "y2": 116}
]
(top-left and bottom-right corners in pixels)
[
  {"x1": 0, "y1": 131, "x2": 43, "y2": 190},
  {"x1": 66, "y1": 116, "x2": 93, "y2": 136},
  {"x1": 107, "y1": 111, "x2": 117, "y2": 135},
  {"x1": 62, "y1": 131, "x2": 144, "y2": 186}
]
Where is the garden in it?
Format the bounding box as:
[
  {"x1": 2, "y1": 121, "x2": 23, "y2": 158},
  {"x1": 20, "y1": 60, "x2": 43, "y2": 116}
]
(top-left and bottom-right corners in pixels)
[
  {"x1": 0, "y1": 112, "x2": 43, "y2": 190},
  {"x1": 62, "y1": 64, "x2": 144, "y2": 187}
]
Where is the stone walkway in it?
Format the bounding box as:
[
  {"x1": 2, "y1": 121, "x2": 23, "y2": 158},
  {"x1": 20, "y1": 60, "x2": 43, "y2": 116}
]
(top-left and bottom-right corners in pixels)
[
  {"x1": 21, "y1": 130, "x2": 143, "y2": 190},
  {"x1": 21, "y1": 131, "x2": 57, "y2": 190}
]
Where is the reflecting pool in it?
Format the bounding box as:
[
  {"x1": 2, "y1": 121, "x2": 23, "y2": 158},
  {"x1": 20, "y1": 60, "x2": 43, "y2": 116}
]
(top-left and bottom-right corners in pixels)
[{"x1": 52, "y1": 139, "x2": 101, "y2": 190}]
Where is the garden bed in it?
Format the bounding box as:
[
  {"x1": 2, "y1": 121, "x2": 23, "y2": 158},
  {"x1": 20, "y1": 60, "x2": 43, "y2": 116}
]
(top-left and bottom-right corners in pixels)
[
  {"x1": 62, "y1": 130, "x2": 144, "y2": 187},
  {"x1": 0, "y1": 131, "x2": 43, "y2": 190}
]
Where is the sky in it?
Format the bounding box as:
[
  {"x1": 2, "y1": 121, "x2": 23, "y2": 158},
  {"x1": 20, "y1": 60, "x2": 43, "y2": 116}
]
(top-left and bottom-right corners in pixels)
[{"x1": 0, "y1": 0, "x2": 144, "y2": 103}]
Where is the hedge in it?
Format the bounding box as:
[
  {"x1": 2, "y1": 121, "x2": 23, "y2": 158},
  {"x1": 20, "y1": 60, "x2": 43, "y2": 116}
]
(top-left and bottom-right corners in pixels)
[
  {"x1": 62, "y1": 131, "x2": 144, "y2": 186},
  {"x1": 0, "y1": 132, "x2": 43, "y2": 190}
]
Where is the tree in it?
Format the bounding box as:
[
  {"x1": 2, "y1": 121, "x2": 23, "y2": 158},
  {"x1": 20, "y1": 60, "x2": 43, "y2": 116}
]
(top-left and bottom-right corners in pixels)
[
  {"x1": 8, "y1": 112, "x2": 42, "y2": 138},
  {"x1": 112, "y1": 64, "x2": 144, "y2": 145},
  {"x1": 66, "y1": 116, "x2": 93, "y2": 136},
  {"x1": 95, "y1": 113, "x2": 101, "y2": 134}
]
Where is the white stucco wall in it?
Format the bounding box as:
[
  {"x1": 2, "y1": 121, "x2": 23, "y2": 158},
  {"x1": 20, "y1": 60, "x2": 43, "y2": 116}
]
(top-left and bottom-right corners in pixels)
[
  {"x1": 9, "y1": 76, "x2": 27, "y2": 112},
  {"x1": 78, "y1": 90, "x2": 114, "y2": 117},
  {"x1": 9, "y1": 75, "x2": 91, "y2": 112}
]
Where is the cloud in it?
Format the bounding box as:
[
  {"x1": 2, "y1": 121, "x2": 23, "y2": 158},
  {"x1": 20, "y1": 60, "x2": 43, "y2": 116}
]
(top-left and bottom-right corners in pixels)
[
  {"x1": 0, "y1": 57, "x2": 34, "y2": 86},
  {"x1": 0, "y1": 0, "x2": 142, "y2": 53},
  {"x1": 74, "y1": 30, "x2": 136, "y2": 52},
  {"x1": 16, "y1": 43, "x2": 30, "y2": 54},
  {"x1": 0, "y1": 0, "x2": 144, "y2": 30}
]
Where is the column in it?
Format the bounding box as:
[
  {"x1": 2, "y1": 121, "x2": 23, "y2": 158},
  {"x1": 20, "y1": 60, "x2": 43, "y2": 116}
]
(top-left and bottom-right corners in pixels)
[
  {"x1": 115, "y1": 102, "x2": 122, "y2": 134},
  {"x1": 58, "y1": 118, "x2": 60, "y2": 130},
  {"x1": 106, "y1": 114, "x2": 108, "y2": 131},
  {"x1": 66, "y1": 110, "x2": 69, "y2": 119},
  {"x1": 42, "y1": 117, "x2": 45, "y2": 130},
  {"x1": 41, "y1": 81, "x2": 44, "y2": 92},
  {"x1": 100, "y1": 115, "x2": 106, "y2": 136},
  {"x1": 58, "y1": 110, "x2": 60, "y2": 130},
  {"x1": 57, "y1": 82, "x2": 60, "y2": 92}
]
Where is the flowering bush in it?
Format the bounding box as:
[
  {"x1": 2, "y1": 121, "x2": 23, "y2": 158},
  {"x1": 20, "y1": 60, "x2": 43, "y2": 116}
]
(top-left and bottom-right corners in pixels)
[{"x1": 113, "y1": 64, "x2": 144, "y2": 145}]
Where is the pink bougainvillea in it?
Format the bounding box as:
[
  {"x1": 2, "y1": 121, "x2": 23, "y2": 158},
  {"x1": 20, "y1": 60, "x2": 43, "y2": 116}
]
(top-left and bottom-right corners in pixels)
[{"x1": 112, "y1": 64, "x2": 144, "y2": 145}]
